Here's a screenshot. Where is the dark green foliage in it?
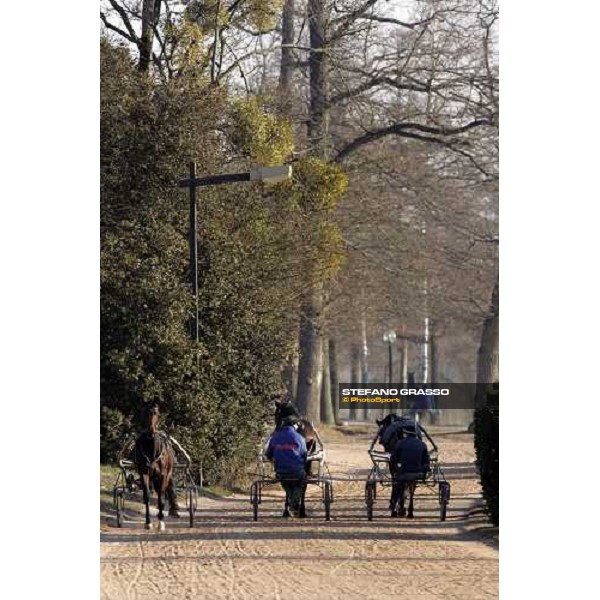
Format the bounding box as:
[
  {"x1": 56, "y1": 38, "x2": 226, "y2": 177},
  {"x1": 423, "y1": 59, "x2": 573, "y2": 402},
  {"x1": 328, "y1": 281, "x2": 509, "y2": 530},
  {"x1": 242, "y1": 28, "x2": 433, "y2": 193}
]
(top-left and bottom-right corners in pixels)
[
  {"x1": 100, "y1": 406, "x2": 133, "y2": 463},
  {"x1": 100, "y1": 40, "x2": 309, "y2": 484},
  {"x1": 474, "y1": 383, "x2": 499, "y2": 526},
  {"x1": 101, "y1": 39, "x2": 220, "y2": 463}
]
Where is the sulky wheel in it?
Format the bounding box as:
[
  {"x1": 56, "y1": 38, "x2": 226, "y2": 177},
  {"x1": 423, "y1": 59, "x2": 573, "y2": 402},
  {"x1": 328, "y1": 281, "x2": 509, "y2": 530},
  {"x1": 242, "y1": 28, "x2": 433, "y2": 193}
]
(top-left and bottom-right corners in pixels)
[
  {"x1": 187, "y1": 486, "x2": 197, "y2": 528},
  {"x1": 439, "y1": 481, "x2": 451, "y2": 522},
  {"x1": 113, "y1": 488, "x2": 125, "y2": 528},
  {"x1": 324, "y1": 481, "x2": 332, "y2": 521},
  {"x1": 250, "y1": 482, "x2": 260, "y2": 522},
  {"x1": 365, "y1": 481, "x2": 376, "y2": 521}
]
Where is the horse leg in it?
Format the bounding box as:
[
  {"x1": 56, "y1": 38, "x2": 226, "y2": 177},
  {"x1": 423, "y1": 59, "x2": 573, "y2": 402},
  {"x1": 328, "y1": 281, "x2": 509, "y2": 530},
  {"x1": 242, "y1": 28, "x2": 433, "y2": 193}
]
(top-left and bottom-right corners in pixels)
[
  {"x1": 281, "y1": 482, "x2": 290, "y2": 517},
  {"x1": 390, "y1": 462, "x2": 399, "y2": 516},
  {"x1": 398, "y1": 479, "x2": 407, "y2": 517},
  {"x1": 166, "y1": 477, "x2": 180, "y2": 518},
  {"x1": 298, "y1": 480, "x2": 307, "y2": 518},
  {"x1": 407, "y1": 482, "x2": 415, "y2": 519},
  {"x1": 156, "y1": 475, "x2": 166, "y2": 531},
  {"x1": 390, "y1": 482, "x2": 401, "y2": 517},
  {"x1": 141, "y1": 473, "x2": 152, "y2": 529}
]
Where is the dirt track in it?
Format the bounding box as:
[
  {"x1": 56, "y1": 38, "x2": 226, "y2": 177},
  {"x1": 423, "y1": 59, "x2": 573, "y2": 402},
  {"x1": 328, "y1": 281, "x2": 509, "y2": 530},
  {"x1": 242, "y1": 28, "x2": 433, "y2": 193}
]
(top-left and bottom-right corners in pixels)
[{"x1": 100, "y1": 428, "x2": 498, "y2": 599}]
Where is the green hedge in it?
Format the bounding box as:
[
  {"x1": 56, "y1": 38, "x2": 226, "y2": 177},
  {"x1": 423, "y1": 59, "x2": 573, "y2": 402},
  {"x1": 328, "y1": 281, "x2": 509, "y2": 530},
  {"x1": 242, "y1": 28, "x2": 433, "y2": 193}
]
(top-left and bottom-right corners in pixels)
[
  {"x1": 99, "y1": 41, "x2": 346, "y2": 486},
  {"x1": 100, "y1": 406, "x2": 133, "y2": 464},
  {"x1": 474, "y1": 383, "x2": 499, "y2": 526}
]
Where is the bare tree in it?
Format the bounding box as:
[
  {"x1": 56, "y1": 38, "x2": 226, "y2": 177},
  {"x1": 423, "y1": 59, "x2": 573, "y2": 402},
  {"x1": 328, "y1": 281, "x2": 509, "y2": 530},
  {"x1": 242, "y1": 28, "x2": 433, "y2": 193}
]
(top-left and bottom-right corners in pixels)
[
  {"x1": 475, "y1": 274, "x2": 499, "y2": 399},
  {"x1": 101, "y1": 0, "x2": 500, "y2": 417}
]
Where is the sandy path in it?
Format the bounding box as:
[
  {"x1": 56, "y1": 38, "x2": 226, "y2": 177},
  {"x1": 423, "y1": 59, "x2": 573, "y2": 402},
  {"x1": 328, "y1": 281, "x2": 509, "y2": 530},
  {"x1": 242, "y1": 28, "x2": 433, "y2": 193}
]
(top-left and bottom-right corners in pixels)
[{"x1": 100, "y1": 429, "x2": 498, "y2": 600}]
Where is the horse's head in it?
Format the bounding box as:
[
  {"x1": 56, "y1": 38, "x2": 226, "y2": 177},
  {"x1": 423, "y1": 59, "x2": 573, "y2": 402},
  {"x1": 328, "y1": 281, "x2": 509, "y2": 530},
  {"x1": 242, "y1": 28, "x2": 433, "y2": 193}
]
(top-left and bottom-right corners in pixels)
[
  {"x1": 296, "y1": 419, "x2": 314, "y2": 439},
  {"x1": 376, "y1": 413, "x2": 400, "y2": 431},
  {"x1": 296, "y1": 418, "x2": 317, "y2": 455},
  {"x1": 273, "y1": 394, "x2": 297, "y2": 430},
  {"x1": 376, "y1": 414, "x2": 405, "y2": 452},
  {"x1": 141, "y1": 401, "x2": 160, "y2": 433}
]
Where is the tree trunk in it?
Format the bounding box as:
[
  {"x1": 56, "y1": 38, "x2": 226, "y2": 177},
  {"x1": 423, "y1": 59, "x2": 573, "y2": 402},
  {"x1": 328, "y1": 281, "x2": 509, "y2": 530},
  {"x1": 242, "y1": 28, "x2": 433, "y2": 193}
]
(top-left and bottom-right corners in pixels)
[
  {"x1": 329, "y1": 338, "x2": 340, "y2": 424},
  {"x1": 431, "y1": 333, "x2": 439, "y2": 383},
  {"x1": 307, "y1": 0, "x2": 328, "y2": 157},
  {"x1": 282, "y1": 352, "x2": 294, "y2": 399},
  {"x1": 291, "y1": 347, "x2": 299, "y2": 402},
  {"x1": 400, "y1": 326, "x2": 408, "y2": 385},
  {"x1": 279, "y1": 0, "x2": 295, "y2": 96},
  {"x1": 422, "y1": 316, "x2": 430, "y2": 384},
  {"x1": 402, "y1": 344, "x2": 408, "y2": 384},
  {"x1": 139, "y1": 0, "x2": 161, "y2": 73},
  {"x1": 320, "y1": 337, "x2": 335, "y2": 425},
  {"x1": 296, "y1": 285, "x2": 324, "y2": 422},
  {"x1": 359, "y1": 315, "x2": 369, "y2": 421},
  {"x1": 476, "y1": 276, "x2": 499, "y2": 402},
  {"x1": 210, "y1": 0, "x2": 223, "y2": 83},
  {"x1": 349, "y1": 344, "x2": 360, "y2": 421},
  {"x1": 277, "y1": 0, "x2": 298, "y2": 403},
  {"x1": 295, "y1": 0, "x2": 329, "y2": 422}
]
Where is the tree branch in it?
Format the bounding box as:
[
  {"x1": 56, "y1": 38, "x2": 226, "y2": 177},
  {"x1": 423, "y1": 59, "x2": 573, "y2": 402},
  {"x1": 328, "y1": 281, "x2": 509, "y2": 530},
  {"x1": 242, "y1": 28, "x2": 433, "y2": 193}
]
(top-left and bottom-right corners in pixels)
[
  {"x1": 101, "y1": 12, "x2": 138, "y2": 45},
  {"x1": 356, "y1": 14, "x2": 433, "y2": 30},
  {"x1": 328, "y1": 76, "x2": 430, "y2": 107},
  {"x1": 334, "y1": 118, "x2": 493, "y2": 164},
  {"x1": 106, "y1": 0, "x2": 140, "y2": 45}
]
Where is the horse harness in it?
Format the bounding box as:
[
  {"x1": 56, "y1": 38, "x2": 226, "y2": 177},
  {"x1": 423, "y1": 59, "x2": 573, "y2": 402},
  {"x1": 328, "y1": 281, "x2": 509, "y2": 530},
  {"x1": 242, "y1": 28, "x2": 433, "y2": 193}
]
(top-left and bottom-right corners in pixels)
[{"x1": 135, "y1": 430, "x2": 172, "y2": 470}]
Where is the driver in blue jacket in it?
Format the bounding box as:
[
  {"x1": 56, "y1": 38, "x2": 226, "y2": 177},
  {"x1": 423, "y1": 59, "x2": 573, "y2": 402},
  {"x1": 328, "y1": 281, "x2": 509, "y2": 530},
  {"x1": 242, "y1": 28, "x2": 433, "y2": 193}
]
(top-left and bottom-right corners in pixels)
[
  {"x1": 265, "y1": 416, "x2": 307, "y2": 517},
  {"x1": 390, "y1": 426, "x2": 430, "y2": 517}
]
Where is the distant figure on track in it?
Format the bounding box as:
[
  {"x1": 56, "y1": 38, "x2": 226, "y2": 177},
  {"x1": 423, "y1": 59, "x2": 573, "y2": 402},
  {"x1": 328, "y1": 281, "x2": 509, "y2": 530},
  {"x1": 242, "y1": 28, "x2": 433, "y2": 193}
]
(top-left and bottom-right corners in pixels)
[{"x1": 265, "y1": 415, "x2": 307, "y2": 517}]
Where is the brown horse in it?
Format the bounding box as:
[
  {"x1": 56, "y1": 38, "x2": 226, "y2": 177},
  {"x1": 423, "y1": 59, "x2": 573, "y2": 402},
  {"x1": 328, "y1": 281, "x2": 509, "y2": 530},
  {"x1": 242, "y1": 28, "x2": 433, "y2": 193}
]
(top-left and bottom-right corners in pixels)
[{"x1": 134, "y1": 403, "x2": 177, "y2": 530}]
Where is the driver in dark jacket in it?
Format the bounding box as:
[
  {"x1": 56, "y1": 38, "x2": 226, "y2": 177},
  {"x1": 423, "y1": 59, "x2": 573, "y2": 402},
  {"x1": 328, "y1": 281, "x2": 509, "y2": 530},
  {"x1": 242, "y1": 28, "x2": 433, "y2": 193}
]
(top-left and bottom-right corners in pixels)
[
  {"x1": 265, "y1": 417, "x2": 307, "y2": 517},
  {"x1": 390, "y1": 427, "x2": 430, "y2": 517}
]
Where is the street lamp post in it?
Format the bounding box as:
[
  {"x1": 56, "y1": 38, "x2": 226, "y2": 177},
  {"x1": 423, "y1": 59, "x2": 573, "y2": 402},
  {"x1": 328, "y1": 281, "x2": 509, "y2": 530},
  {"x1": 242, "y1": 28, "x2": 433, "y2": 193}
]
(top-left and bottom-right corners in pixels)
[
  {"x1": 382, "y1": 330, "x2": 397, "y2": 384},
  {"x1": 179, "y1": 162, "x2": 292, "y2": 341},
  {"x1": 188, "y1": 162, "x2": 199, "y2": 342},
  {"x1": 421, "y1": 225, "x2": 429, "y2": 385}
]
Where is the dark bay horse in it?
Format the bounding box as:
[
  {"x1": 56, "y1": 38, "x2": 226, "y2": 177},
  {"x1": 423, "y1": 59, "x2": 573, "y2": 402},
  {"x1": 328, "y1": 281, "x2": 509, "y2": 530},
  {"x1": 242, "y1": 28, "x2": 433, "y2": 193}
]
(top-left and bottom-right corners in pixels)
[
  {"x1": 376, "y1": 414, "x2": 425, "y2": 518},
  {"x1": 134, "y1": 403, "x2": 177, "y2": 530}
]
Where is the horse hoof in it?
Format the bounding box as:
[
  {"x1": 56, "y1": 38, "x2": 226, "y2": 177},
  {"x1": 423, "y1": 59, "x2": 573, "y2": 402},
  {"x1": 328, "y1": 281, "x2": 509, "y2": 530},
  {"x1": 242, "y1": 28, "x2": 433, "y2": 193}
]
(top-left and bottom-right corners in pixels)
[
  {"x1": 407, "y1": 513, "x2": 414, "y2": 519},
  {"x1": 158, "y1": 520, "x2": 166, "y2": 531},
  {"x1": 145, "y1": 523, "x2": 152, "y2": 530}
]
